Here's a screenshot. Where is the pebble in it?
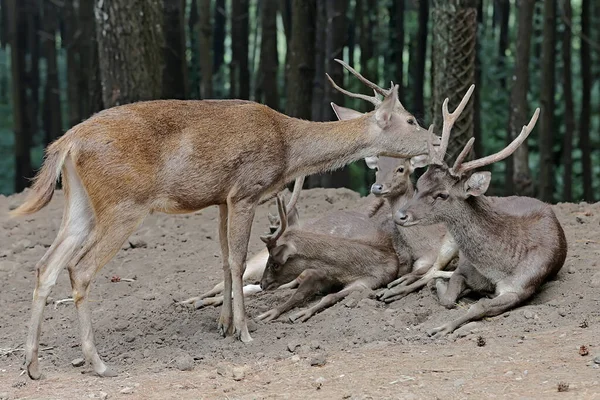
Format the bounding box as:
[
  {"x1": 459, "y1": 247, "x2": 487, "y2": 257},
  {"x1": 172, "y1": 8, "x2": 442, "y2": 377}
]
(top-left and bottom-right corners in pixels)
[
  {"x1": 310, "y1": 354, "x2": 327, "y2": 367},
  {"x1": 287, "y1": 340, "x2": 301, "y2": 352},
  {"x1": 290, "y1": 355, "x2": 301, "y2": 362},
  {"x1": 120, "y1": 387, "x2": 134, "y2": 395},
  {"x1": 593, "y1": 355, "x2": 600, "y2": 365},
  {"x1": 558, "y1": 309, "x2": 567, "y2": 317},
  {"x1": 313, "y1": 376, "x2": 326, "y2": 389},
  {"x1": 124, "y1": 334, "x2": 136, "y2": 343},
  {"x1": 175, "y1": 353, "x2": 195, "y2": 371},
  {"x1": 523, "y1": 310, "x2": 536, "y2": 319},
  {"x1": 591, "y1": 272, "x2": 600, "y2": 288},
  {"x1": 71, "y1": 358, "x2": 85, "y2": 368},
  {"x1": 310, "y1": 340, "x2": 321, "y2": 350},
  {"x1": 0, "y1": 392, "x2": 8, "y2": 400},
  {"x1": 129, "y1": 239, "x2": 147, "y2": 249},
  {"x1": 232, "y1": 367, "x2": 245, "y2": 381}
]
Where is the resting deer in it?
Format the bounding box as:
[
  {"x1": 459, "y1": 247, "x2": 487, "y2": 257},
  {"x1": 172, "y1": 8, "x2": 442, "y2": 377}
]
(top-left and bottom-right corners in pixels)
[
  {"x1": 10, "y1": 59, "x2": 437, "y2": 379},
  {"x1": 395, "y1": 86, "x2": 567, "y2": 338},
  {"x1": 256, "y1": 196, "x2": 402, "y2": 322}
]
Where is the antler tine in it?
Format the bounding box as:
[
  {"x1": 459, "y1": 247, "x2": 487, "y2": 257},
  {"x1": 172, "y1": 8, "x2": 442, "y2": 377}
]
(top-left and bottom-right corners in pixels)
[
  {"x1": 285, "y1": 176, "x2": 305, "y2": 214},
  {"x1": 260, "y1": 195, "x2": 288, "y2": 245},
  {"x1": 326, "y1": 73, "x2": 381, "y2": 106},
  {"x1": 451, "y1": 137, "x2": 475, "y2": 171},
  {"x1": 334, "y1": 58, "x2": 390, "y2": 97},
  {"x1": 438, "y1": 84, "x2": 475, "y2": 159},
  {"x1": 456, "y1": 108, "x2": 540, "y2": 174}
]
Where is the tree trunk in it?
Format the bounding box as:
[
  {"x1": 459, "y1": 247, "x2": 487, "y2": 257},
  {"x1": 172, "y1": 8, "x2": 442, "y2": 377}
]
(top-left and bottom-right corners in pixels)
[
  {"x1": 96, "y1": 0, "x2": 164, "y2": 108},
  {"x1": 9, "y1": 0, "x2": 33, "y2": 191},
  {"x1": 26, "y1": 0, "x2": 40, "y2": 142},
  {"x1": 188, "y1": 0, "x2": 200, "y2": 99},
  {"x1": 432, "y1": 0, "x2": 477, "y2": 163},
  {"x1": 388, "y1": 0, "x2": 404, "y2": 100},
  {"x1": 412, "y1": 0, "x2": 429, "y2": 121},
  {"x1": 323, "y1": 0, "x2": 349, "y2": 188},
  {"x1": 311, "y1": 0, "x2": 326, "y2": 122},
  {"x1": 561, "y1": 0, "x2": 574, "y2": 202},
  {"x1": 79, "y1": 0, "x2": 103, "y2": 118},
  {"x1": 257, "y1": 0, "x2": 278, "y2": 109},
  {"x1": 163, "y1": 0, "x2": 187, "y2": 99},
  {"x1": 580, "y1": 0, "x2": 593, "y2": 201},
  {"x1": 358, "y1": 0, "x2": 376, "y2": 112},
  {"x1": 286, "y1": 0, "x2": 316, "y2": 119},
  {"x1": 497, "y1": 0, "x2": 509, "y2": 88},
  {"x1": 230, "y1": 0, "x2": 250, "y2": 99},
  {"x1": 507, "y1": 0, "x2": 534, "y2": 197},
  {"x1": 43, "y1": 0, "x2": 63, "y2": 145},
  {"x1": 213, "y1": 0, "x2": 226, "y2": 74},
  {"x1": 538, "y1": 0, "x2": 555, "y2": 202},
  {"x1": 64, "y1": 0, "x2": 82, "y2": 128},
  {"x1": 473, "y1": 0, "x2": 483, "y2": 159},
  {"x1": 198, "y1": 0, "x2": 213, "y2": 98}
]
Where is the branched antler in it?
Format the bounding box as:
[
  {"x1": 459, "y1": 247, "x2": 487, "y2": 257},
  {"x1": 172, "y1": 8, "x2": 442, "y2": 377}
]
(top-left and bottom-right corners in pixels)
[
  {"x1": 327, "y1": 59, "x2": 395, "y2": 107},
  {"x1": 260, "y1": 195, "x2": 288, "y2": 247}
]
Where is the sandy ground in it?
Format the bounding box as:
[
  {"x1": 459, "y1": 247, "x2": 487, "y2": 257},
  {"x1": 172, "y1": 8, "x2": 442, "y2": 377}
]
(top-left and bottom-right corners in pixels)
[{"x1": 0, "y1": 188, "x2": 599, "y2": 399}]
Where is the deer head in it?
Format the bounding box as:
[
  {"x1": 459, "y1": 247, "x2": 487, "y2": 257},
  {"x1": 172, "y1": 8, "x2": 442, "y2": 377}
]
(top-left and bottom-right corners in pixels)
[
  {"x1": 260, "y1": 195, "x2": 299, "y2": 290},
  {"x1": 395, "y1": 85, "x2": 540, "y2": 227},
  {"x1": 365, "y1": 155, "x2": 427, "y2": 198},
  {"x1": 327, "y1": 59, "x2": 440, "y2": 158}
]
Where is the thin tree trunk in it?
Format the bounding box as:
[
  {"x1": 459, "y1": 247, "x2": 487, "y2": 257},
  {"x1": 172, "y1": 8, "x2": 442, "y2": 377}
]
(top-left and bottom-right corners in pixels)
[
  {"x1": 163, "y1": 0, "x2": 188, "y2": 99},
  {"x1": 43, "y1": 0, "x2": 63, "y2": 145},
  {"x1": 432, "y1": 0, "x2": 477, "y2": 163},
  {"x1": 358, "y1": 0, "x2": 376, "y2": 112},
  {"x1": 230, "y1": 0, "x2": 250, "y2": 99},
  {"x1": 256, "y1": 0, "x2": 278, "y2": 109},
  {"x1": 79, "y1": 0, "x2": 103, "y2": 118},
  {"x1": 9, "y1": 0, "x2": 33, "y2": 191},
  {"x1": 323, "y1": 0, "x2": 349, "y2": 188},
  {"x1": 497, "y1": 0, "x2": 509, "y2": 88},
  {"x1": 26, "y1": 0, "x2": 40, "y2": 142},
  {"x1": 65, "y1": 0, "x2": 82, "y2": 127},
  {"x1": 188, "y1": 0, "x2": 200, "y2": 98},
  {"x1": 561, "y1": 0, "x2": 574, "y2": 202},
  {"x1": 580, "y1": 0, "x2": 593, "y2": 201},
  {"x1": 538, "y1": 0, "x2": 556, "y2": 202},
  {"x1": 507, "y1": 0, "x2": 534, "y2": 197},
  {"x1": 388, "y1": 0, "x2": 404, "y2": 100},
  {"x1": 213, "y1": 0, "x2": 226, "y2": 74},
  {"x1": 96, "y1": 0, "x2": 164, "y2": 108},
  {"x1": 286, "y1": 0, "x2": 316, "y2": 119},
  {"x1": 412, "y1": 0, "x2": 428, "y2": 121},
  {"x1": 474, "y1": 0, "x2": 483, "y2": 159},
  {"x1": 311, "y1": 0, "x2": 326, "y2": 122},
  {"x1": 198, "y1": 0, "x2": 213, "y2": 98}
]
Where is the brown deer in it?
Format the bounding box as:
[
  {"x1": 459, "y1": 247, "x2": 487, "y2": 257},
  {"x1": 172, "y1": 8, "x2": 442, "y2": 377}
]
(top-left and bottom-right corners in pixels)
[
  {"x1": 10, "y1": 59, "x2": 437, "y2": 379},
  {"x1": 256, "y1": 195, "x2": 403, "y2": 322},
  {"x1": 394, "y1": 87, "x2": 567, "y2": 338}
]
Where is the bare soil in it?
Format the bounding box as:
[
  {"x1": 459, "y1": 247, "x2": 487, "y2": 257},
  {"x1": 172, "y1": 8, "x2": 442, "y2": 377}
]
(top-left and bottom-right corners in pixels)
[{"x1": 1, "y1": 188, "x2": 599, "y2": 399}]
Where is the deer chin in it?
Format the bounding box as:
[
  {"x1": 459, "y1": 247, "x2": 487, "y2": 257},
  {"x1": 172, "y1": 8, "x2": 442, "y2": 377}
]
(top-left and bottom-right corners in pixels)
[
  {"x1": 398, "y1": 220, "x2": 420, "y2": 227},
  {"x1": 372, "y1": 190, "x2": 390, "y2": 197}
]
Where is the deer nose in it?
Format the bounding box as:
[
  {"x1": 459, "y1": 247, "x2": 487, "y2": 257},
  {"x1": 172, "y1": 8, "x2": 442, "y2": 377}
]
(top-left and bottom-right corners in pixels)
[
  {"x1": 371, "y1": 183, "x2": 384, "y2": 195},
  {"x1": 394, "y1": 210, "x2": 411, "y2": 226}
]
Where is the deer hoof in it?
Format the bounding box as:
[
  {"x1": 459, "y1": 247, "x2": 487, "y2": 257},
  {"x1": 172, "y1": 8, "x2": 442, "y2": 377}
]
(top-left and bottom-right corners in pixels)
[
  {"x1": 27, "y1": 360, "x2": 43, "y2": 380},
  {"x1": 234, "y1": 326, "x2": 253, "y2": 343},
  {"x1": 96, "y1": 365, "x2": 118, "y2": 378},
  {"x1": 427, "y1": 324, "x2": 452, "y2": 339}
]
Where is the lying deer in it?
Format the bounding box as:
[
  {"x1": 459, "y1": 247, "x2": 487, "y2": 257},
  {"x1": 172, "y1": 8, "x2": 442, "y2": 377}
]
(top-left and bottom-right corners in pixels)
[
  {"x1": 395, "y1": 86, "x2": 567, "y2": 338},
  {"x1": 256, "y1": 195, "x2": 402, "y2": 322},
  {"x1": 10, "y1": 59, "x2": 438, "y2": 379}
]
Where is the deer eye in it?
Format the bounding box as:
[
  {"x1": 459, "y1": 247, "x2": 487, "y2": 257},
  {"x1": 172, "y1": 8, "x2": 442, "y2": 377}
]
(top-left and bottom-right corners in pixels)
[
  {"x1": 407, "y1": 118, "x2": 416, "y2": 125},
  {"x1": 396, "y1": 167, "x2": 405, "y2": 174},
  {"x1": 434, "y1": 192, "x2": 449, "y2": 201}
]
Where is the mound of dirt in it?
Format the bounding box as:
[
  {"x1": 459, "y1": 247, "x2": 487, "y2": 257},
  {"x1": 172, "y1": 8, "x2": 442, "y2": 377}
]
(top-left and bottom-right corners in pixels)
[{"x1": 1, "y1": 189, "x2": 599, "y2": 398}]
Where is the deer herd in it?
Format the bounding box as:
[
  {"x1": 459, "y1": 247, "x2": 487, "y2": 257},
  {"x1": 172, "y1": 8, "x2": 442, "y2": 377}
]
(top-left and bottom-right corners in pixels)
[{"x1": 10, "y1": 59, "x2": 567, "y2": 379}]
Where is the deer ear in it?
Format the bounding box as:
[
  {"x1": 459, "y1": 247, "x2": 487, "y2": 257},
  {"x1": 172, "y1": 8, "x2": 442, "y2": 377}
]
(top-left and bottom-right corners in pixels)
[
  {"x1": 364, "y1": 156, "x2": 379, "y2": 169},
  {"x1": 330, "y1": 103, "x2": 363, "y2": 121},
  {"x1": 409, "y1": 155, "x2": 429, "y2": 172},
  {"x1": 271, "y1": 243, "x2": 296, "y2": 265},
  {"x1": 464, "y1": 171, "x2": 491, "y2": 197},
  {"x1": 375, "y1": 85, "x2": 399, "y2": 128}
]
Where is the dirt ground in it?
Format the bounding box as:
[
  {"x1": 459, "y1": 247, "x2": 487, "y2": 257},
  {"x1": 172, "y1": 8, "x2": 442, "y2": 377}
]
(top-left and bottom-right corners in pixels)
[{"x1": 1, "y1": 188, "x2": 599, "y2": 400}]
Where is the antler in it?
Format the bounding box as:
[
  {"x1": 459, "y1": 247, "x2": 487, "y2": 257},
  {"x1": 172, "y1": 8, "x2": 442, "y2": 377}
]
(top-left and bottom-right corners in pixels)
[
  {"x1": 327, "y1": 58, "x2": 394, "y2": 107},
  {"x1": 260, "y1": 195, "x2": 288, "y2": 246},
  {"x1": 452, "y1": 108, "x2": 540, "y2": 175},
  {"x1": 434, "y1": 84, "x2": 476, "y2": 163}
]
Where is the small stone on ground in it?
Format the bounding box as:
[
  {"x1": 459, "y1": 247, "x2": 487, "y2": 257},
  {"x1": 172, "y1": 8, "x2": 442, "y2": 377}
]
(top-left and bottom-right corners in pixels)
[
  {"x1": 71, "y1": 358, "x2": 85, "y2": 367},
  {"x1": 175, "y1": 353, "x2": 194, "y2": 371}
]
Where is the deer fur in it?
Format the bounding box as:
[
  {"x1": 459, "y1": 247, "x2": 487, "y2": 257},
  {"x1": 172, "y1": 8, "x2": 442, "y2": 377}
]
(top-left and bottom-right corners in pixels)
[
  {"x1": 256, "y1": 196, "x2": 403, "y2": 322},
  {"x1": 395, "y1": 88, "x2": 567, "y2": 337},
  {"x1": 10, "y1": 68, "x2": 437, "y2": 379}
]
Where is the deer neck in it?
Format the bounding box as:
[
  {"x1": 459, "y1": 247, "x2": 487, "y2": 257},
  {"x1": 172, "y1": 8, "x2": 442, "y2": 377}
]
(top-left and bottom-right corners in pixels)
[
  {"x1": 281, "y1": 115, "x2": 376, "y2": 180},
  {"x1": 444, "y1": 196, "x2": 505, "y2": 251}
]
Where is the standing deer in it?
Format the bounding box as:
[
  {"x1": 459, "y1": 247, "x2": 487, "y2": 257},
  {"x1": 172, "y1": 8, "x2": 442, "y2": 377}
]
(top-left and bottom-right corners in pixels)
[
  {"x1": 10, "y1": 59, "x2": 438, "y2": 379},
  {"x1": 394, "y1": 86, "x2": 567, "y2": 337}
]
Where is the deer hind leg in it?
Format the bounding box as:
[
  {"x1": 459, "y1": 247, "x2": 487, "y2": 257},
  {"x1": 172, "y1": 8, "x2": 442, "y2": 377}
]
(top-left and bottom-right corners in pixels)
[
  {"x1": 226, "y1": 198, "x2": 257, "y2": 343},
  {"x1": 25, "y1": 163, "x2": 93, "y2": 380},
  {"x1": 67, "y1": 207, "x2": 146, "y2": 377}
]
